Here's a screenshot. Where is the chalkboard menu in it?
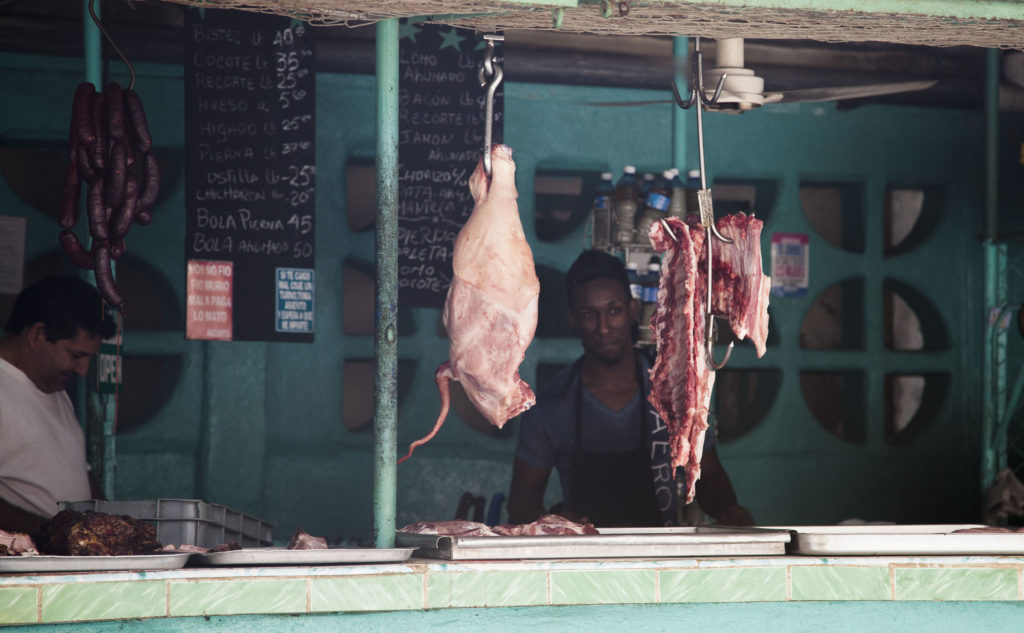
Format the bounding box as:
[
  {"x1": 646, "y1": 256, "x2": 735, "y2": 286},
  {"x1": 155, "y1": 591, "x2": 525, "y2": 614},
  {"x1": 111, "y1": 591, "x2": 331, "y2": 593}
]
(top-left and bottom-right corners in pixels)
[
  {"x1": 184, "y1": 9, "x2": 315, "y2": 342},
  {"x1": 399, "y1": 22, "x2": 504, "y2": 308}
]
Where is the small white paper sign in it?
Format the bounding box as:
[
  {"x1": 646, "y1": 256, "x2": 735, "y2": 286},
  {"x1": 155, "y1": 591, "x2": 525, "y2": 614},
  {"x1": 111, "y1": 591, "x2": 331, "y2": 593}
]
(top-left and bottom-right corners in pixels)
[{"x1": 0, "y1": 216, "x2": 26, "y2": 294}]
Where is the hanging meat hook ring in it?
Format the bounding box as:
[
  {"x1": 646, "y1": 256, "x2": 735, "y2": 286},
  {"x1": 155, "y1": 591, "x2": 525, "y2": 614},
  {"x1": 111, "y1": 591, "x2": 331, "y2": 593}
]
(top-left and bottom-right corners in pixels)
[
  {"x1": 668, "y1": 36, "x2": 734, "y2": 370},
  {"x1": 478, "y1": 34, "x2": 504, "y2": 177}
]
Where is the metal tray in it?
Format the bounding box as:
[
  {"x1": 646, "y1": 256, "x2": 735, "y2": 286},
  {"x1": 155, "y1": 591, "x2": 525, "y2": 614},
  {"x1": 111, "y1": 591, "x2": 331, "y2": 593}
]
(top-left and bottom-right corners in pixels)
[
  {"x1": 197, "y1": 547, "x2": 415, "y2": 566},
  {"x1": 395, "y1": 526, "x2": 790, "y2": 560},
  {"x1": 776, "y1": 524, "x2": 1024, "y2": 556},
  {"x1": 0, "y1": 553, "x2": 190, "y2": 573}
]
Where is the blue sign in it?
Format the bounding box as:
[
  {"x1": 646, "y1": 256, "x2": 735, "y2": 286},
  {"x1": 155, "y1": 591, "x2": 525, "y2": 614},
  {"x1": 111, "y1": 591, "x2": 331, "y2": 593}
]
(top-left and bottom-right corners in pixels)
[{"x1": 275, "y1": 267, "x2": 314, "y2": 333}]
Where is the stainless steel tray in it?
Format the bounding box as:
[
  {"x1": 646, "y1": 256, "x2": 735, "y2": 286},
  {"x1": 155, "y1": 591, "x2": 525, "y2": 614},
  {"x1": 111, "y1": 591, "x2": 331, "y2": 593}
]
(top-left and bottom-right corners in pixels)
[
  {"x1": 395, "y1": 526, "x2": 790, "y2": 560},
  {"x1": 0, "y1": 553, "x2": 190, "y2": 573},
  {"x1": 774, "y1": 524, "x2": 1024, "y2": 555},
  {"x1": 197, "y1": 547, "x2": 415, "y2": 566}
]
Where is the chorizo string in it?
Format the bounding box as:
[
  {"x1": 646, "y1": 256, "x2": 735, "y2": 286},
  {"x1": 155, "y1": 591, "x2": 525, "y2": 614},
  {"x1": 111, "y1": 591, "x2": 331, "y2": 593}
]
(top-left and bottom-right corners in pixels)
[{"x1": 58, "y1": 80, "x2": 160, "y2": 309}]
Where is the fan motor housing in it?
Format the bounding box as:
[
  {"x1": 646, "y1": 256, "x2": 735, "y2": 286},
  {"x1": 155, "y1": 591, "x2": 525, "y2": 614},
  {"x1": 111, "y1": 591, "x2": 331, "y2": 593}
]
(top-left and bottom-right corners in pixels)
[{"x1": 703, "y1": 67, "x2": 766, "y2": 110}]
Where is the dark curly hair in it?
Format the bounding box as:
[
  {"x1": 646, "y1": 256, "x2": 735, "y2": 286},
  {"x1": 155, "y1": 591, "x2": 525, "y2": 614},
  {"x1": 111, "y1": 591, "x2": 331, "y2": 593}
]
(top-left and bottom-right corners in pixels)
[{"x1": 4, "y1": 276, "x2": 116, "y2": 342}]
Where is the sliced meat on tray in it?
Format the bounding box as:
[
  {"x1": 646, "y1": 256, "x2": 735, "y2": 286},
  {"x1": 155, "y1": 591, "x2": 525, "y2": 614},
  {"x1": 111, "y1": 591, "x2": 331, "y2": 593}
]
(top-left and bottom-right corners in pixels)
[
  {"x1": 0, "y1": 529, "x2": 37, "y2": 556},
  {"x1": 399, "y1": 514, "x2": 596, "y2": 537},
  {"x1": 493, "y1": 514, "x2": 598, "y2": 536},
  {"x1": 398, "y1": 520, "x2": 497, "y2": 537}
]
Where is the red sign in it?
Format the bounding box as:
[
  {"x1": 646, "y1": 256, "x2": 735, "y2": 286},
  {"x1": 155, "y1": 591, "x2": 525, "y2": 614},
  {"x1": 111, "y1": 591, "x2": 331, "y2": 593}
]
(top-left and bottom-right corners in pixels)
[{"x1": 186, "y1": 260, "x2": 233, "y2": 341}]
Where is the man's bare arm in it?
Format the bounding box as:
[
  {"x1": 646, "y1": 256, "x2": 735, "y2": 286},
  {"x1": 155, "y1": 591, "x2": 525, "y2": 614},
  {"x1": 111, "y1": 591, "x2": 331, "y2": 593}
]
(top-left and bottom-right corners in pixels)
[{"x1": 507, "y1": 458, "x2": 551, "y2": 524}]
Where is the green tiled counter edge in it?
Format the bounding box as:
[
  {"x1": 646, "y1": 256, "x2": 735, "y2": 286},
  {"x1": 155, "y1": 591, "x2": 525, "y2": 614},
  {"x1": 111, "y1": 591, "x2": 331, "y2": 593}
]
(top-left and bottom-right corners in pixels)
[{"x1": 2, "y1": 555, "x2": 1024, "y2": 626}]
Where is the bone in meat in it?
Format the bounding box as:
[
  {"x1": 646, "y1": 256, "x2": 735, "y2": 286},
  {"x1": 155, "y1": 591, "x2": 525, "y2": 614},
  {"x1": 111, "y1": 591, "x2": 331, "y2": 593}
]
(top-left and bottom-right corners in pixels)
[
  {"x1": 399, "y1": 145, "x2": 539, "y2": 462},
  {"x1": 648, "y1": 217, "x2": 713, "y2": 503},
  {"x1": 646, "y1": 214, "x2": 771, "y2": 503}
]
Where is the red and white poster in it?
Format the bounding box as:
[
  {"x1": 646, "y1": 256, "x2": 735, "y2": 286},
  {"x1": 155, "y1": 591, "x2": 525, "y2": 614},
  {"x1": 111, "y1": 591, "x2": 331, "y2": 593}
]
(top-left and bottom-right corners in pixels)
[
  {"x1": 770, "y1": 232, "x2": 809, "y2": 298},
  {"x1": 186, "y1": 260, "x2": 233, "y2": 341}
]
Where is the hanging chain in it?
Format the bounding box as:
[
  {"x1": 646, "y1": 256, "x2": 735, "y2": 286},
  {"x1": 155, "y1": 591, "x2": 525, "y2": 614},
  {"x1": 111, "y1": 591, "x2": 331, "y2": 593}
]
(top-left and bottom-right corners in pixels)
[{"x1": 478, "y1": 34, "x2": 504, "y2": 177}]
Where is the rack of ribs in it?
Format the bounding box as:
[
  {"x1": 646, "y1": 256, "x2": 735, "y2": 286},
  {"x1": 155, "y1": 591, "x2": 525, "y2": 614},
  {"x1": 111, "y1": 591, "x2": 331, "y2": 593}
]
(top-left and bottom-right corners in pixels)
[{"x1": 647, "y1": 213, "x2": 770, "y2": 503}]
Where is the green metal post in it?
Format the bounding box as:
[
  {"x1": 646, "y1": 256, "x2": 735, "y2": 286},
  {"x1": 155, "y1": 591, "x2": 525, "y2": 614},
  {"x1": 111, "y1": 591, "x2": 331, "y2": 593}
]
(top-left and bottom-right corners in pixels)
[
  {"x1": 373, "y1": 18, "x2": 399, "y2": 549},
  {"x1": 671, "y1": 37, "x2": 688, "y2": 172},
  {"x1": 981, "y1": 47, "x2": 1002, "y2": 496},
  {"x1": 83, "y1": 0, "x2": 117, "y2": 500},
  {"x1": 83, "y1": 1, "x2": 101, "y2": 87}
]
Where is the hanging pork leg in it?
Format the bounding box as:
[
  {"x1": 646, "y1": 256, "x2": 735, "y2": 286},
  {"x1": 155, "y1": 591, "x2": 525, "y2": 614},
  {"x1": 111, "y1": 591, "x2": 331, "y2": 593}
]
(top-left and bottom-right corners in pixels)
[{"x1": 399, "y1": 144, "x2": 539, "y2": 462}]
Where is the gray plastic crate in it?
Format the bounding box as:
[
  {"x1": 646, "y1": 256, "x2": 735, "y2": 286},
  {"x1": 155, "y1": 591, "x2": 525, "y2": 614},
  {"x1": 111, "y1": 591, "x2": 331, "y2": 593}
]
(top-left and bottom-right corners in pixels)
[{"x1": 59, "y1": 499, "x2": 273, "y2": 549}]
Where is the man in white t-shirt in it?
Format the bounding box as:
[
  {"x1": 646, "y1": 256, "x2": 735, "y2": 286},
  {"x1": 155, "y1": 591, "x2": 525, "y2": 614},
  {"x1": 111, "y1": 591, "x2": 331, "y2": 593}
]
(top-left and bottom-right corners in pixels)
[{"x1": 0, "y1": 276, "x2": 115, "y2": 533}]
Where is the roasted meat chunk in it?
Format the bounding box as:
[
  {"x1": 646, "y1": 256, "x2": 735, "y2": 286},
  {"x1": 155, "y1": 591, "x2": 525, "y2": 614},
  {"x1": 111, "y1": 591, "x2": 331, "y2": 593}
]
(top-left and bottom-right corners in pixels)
[{"x1": 33, "y1": 510, "x2": 161, "y2": 556}]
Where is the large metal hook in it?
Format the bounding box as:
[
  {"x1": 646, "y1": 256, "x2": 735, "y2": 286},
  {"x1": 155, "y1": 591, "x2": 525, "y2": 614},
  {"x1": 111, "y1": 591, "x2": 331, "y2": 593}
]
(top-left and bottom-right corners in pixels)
[
  {"x1": 706, "y1": 313, "x2": 734, "y2": 370},
  {"x1": 87, "y1": 0, "x2": 136, "y2": 90},
  {"x1": 478, "y1": 34, "x2": 504, "y2": 177},
  {"x1": 669, "y1": 37, "x2": 727, "y2": 112}
]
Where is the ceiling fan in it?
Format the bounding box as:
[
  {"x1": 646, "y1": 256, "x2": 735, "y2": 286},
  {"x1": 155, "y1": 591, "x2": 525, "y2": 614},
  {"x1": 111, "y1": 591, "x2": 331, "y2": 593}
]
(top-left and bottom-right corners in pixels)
[{"x1": 586, "y1": 37, "x2": 939, "y2": 112}]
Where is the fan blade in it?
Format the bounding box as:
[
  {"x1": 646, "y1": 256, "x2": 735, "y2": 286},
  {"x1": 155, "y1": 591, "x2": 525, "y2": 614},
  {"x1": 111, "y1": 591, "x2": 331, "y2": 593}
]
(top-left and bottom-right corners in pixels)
[
  {"x1": 578, "y1": 99, "x2": 676, "y2": 107},
  {"x1": 764, "y1": 80, "x2": 939, "y2": 104}
]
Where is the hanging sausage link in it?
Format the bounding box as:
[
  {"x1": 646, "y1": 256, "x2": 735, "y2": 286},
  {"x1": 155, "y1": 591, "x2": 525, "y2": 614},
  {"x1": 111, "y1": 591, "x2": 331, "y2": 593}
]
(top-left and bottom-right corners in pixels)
[{"x1": 58, "y1": 81, "x2": 159, "y2": 309}]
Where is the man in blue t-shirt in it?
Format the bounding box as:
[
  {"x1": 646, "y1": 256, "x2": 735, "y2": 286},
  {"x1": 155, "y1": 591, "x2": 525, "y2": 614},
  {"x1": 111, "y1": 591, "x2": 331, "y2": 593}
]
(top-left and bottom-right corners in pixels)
[{"x1": 507, "y1": 250, "x2": 753, "y2": 527}]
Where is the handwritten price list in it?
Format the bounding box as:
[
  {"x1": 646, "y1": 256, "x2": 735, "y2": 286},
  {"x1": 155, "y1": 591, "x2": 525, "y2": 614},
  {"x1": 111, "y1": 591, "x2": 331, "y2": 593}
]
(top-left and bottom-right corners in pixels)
[
  {"x1": 185, "y1": 9, "x2": 315, "y2": 342},
  {"x1": 398, "y1": 22, "x2": 504, "y2": 308}
]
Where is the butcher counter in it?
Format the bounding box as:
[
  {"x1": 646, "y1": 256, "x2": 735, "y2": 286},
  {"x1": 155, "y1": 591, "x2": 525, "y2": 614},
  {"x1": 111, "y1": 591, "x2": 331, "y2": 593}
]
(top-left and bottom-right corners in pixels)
[{"x1": 3, "y1": 553, "x2": 1024, "y2": 632}]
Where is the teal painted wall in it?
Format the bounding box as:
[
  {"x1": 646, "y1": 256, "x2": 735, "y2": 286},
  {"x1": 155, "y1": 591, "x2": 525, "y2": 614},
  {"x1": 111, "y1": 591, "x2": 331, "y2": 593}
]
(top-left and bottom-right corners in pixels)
[
  {"x1": 6, "y1": 602, "x2": 1024, "y2": 633},
  {"x1": 0, "y1": 42, "x2": 987, "y2": 542}
]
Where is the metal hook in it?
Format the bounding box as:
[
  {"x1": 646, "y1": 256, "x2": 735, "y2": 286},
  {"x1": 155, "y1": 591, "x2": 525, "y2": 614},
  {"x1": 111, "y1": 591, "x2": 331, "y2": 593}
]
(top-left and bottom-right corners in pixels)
[
  {"x1": 658, "y1": 218, "x2": 678, "y2": 242},
  {"x1": 669, "y1": 37, "x2": 727, "y2": 112},
  {"x1": 87, "y1": 0, "x2": 136, "y2": 90},
  {"x1": 478, "y1": 34, "x2": 504, "y2": 177},
  {"x1": 706, "y1": 313, "x2": 734, "y2": 370}
]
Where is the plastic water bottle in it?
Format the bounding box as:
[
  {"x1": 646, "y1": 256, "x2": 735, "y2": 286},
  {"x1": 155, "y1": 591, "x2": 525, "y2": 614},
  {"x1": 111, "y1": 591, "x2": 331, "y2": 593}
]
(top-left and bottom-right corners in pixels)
[
  {"x1": 591, "y1": 172, "x2": 615, "y2": 249},
  {"x1": 685, "y1": 169, "x2": 702, "y2": 219},
  {"x1": 635, "y1": 169, "x2": 673, "y2": 242},
  {"x1": 668, "y1": 168, "x2": 687, "y2": 218},
  {"x1": 640, "y1": 172, "x2": 655, "y2": 198},
  {"x1": 638, "y1": 257, "x2": 661, "y2": 343},
  {"x1": 626, "y1": 261, "x2": 642, "y2": 302},
  {"x1": 613, "y1": 166, "x2": 640, "y2": 247}
]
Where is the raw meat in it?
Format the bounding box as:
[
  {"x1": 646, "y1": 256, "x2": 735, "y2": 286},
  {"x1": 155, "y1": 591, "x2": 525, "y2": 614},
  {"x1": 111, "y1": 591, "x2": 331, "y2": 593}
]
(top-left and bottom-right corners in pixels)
[
  {"x1": 710, "y1": 213, "x2": 771, "y2": 357},
  {"x1": 33, "y1": 509, "x2": 161, "y2": 556},
  {"x1": 398, "y1": 520, "x2": 497, "y2": 537},
  {"x1": 648, "y1": 217, "x2": 712, "y2": 504},
  {"x1": 0, "y1": 529, "x2": 37, "y2": 556},
  {"x1": 399, "y1": 144, "x2": 539, "y2": 462},
  {"x1": 398, "y1": 515, "x2": 597, "y2": 537},
  {"x1": 493, "y1": 514, "x2": 598, "y2": 536},
  {"x1": 161, "y1": 543, "x2": 210, "y2": 553},
  {"x1": 646, "y1": 213, "x2": 771, "y2": 503},
  {"x1": 288, "y1": 527, "x2": 328, "y2": 550}
]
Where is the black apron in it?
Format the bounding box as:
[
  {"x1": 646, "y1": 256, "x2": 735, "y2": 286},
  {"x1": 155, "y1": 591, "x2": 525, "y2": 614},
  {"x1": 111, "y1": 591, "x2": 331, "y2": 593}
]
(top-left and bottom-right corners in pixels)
[{"x1": 566, "y1": 355, "x2": 664, "y2": 528}]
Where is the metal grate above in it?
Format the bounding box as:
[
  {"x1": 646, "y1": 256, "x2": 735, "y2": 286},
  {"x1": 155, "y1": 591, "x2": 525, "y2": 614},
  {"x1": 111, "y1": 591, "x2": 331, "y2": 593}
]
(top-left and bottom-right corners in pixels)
[{"x1": 155, "y1": 0, "x2": 1024, "y2": 49}]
